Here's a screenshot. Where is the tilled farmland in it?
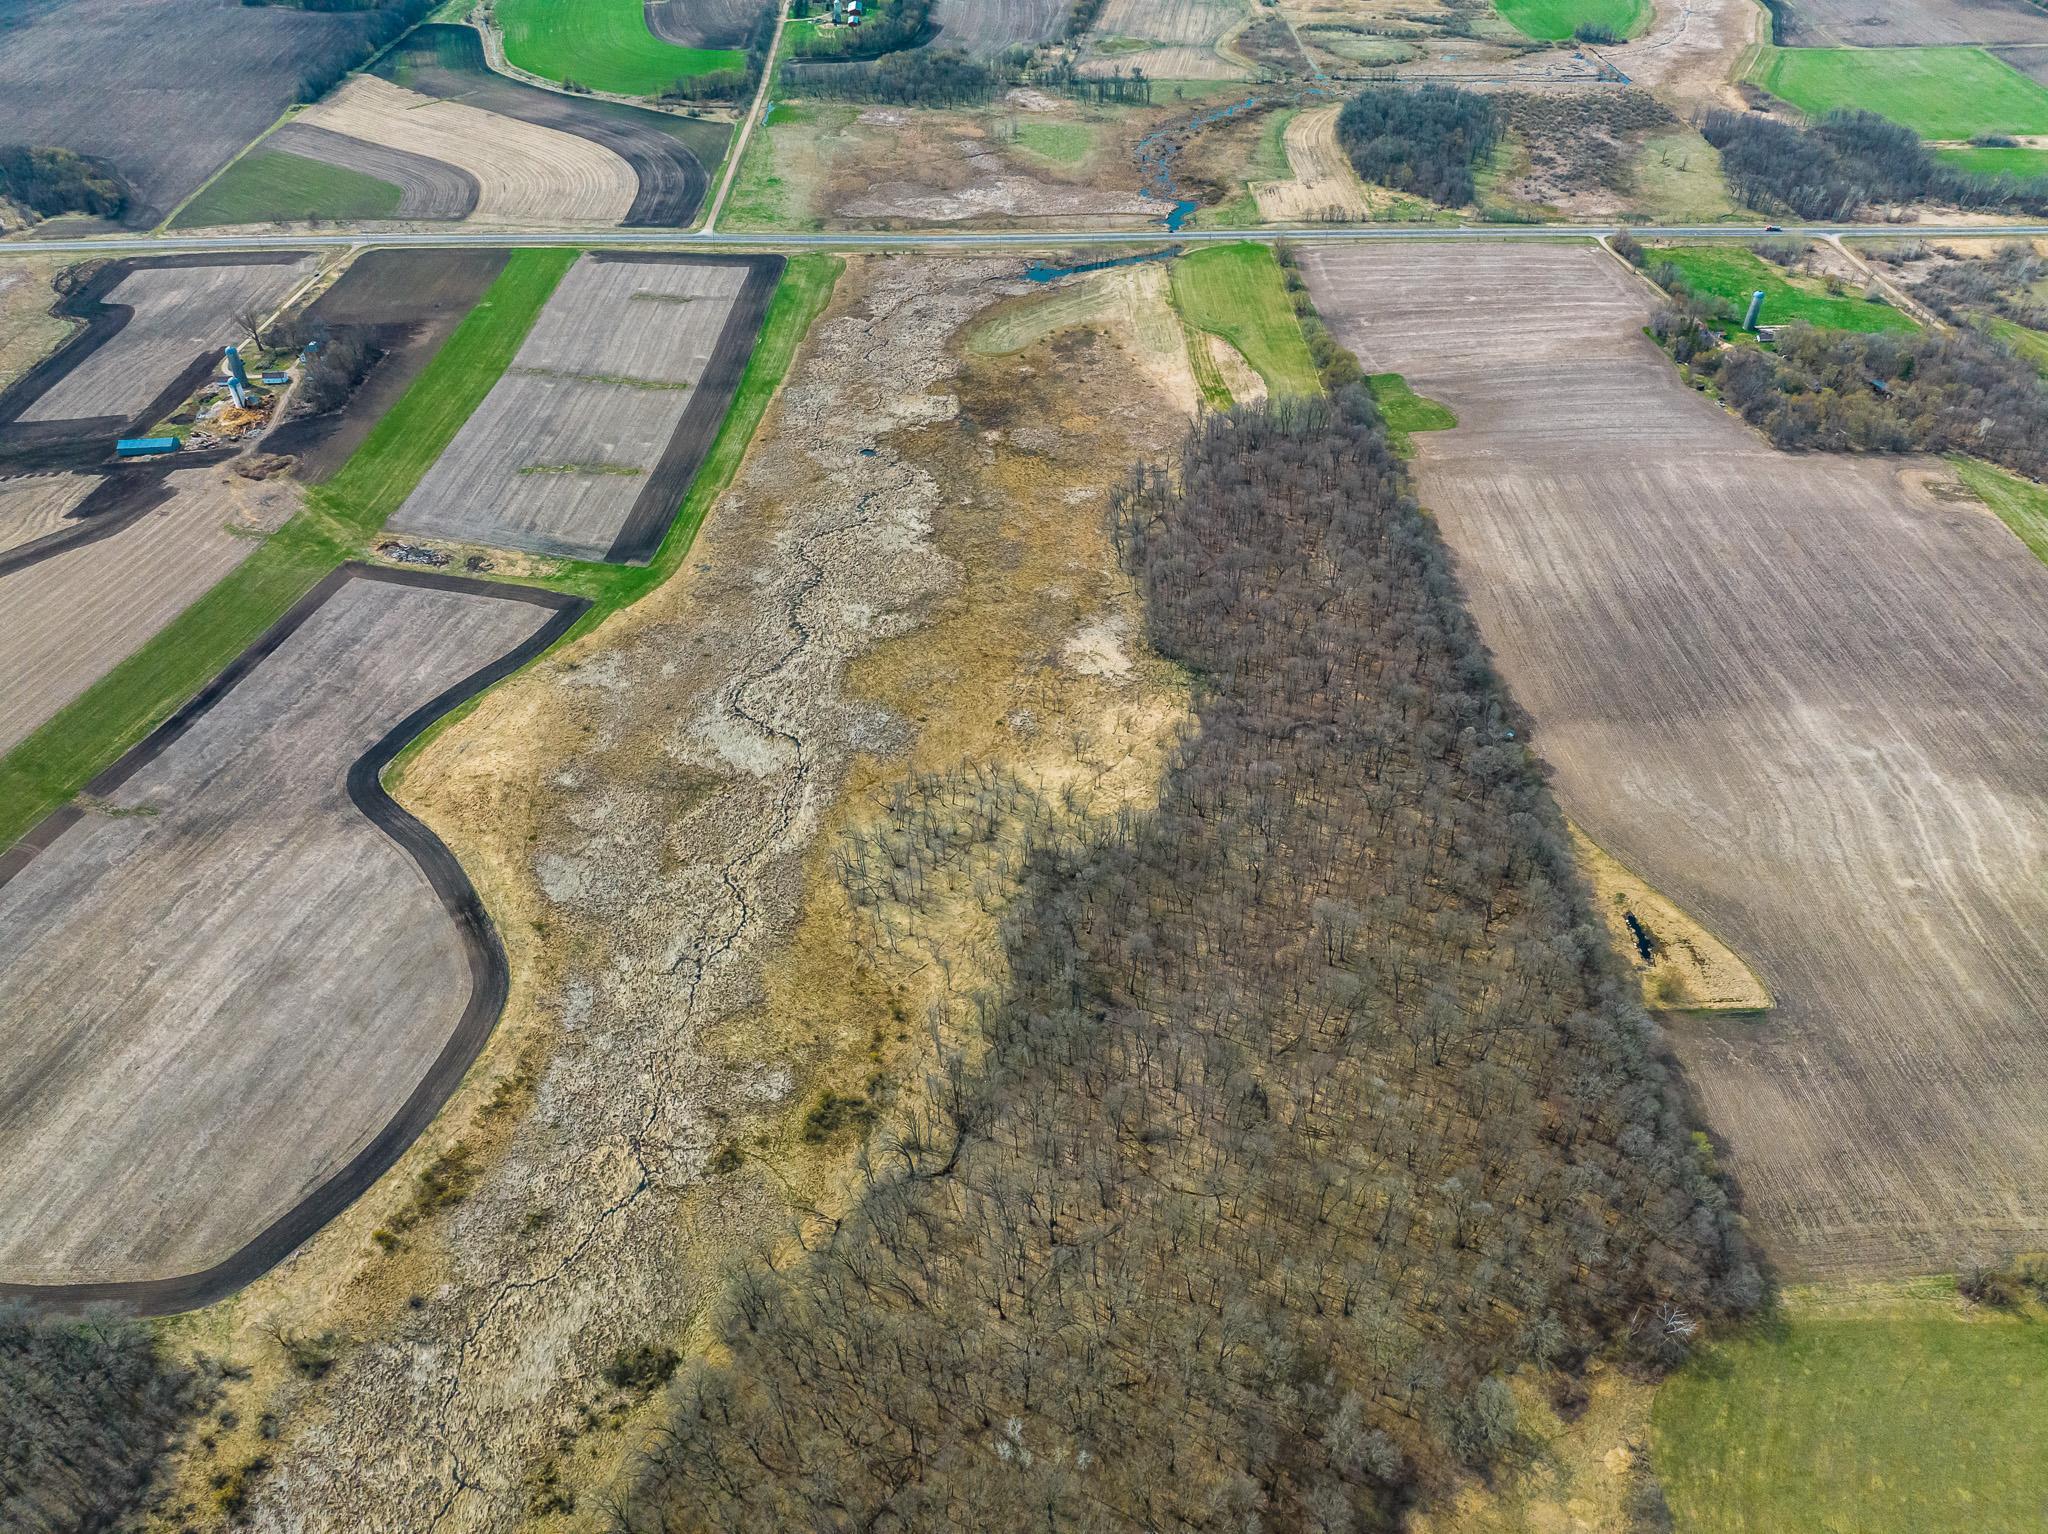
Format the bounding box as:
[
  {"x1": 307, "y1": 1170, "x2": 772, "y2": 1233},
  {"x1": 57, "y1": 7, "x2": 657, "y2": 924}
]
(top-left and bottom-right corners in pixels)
[
  {"x1": 645, "y1": 0, "x2": 763, "y2": 48},
  {"x1": 1776, "y1": 0, "x2": 2048, "y2": 47},
  {"x1": 300, "y1": 78, "x2": 638, "y2": 227},
  {"x1": 0, "y1": 473, "x2": 96, "y2": 557},
  {"x1": 11, "y1": 256, "x2": 314, "y2": 430},
  {"x1": 0, "y1": 467, "x2": 295, "y2": 755},
  {"x1": 0, "y1": 0, "x2": 382, "y2": 226},
  {"x1": 376, "y1": 25, "x2": 728, "y2": 227},
  {"x1": 265, "y1": 123, "x2": 482, "y2": 221},
  {"x1": 931, "y1": 0, "x2": 1067, "y2": 53},
  {"x1": 1084, "y1": 0, "x2": 1251, "y2": 77},
  {"x1": 1302, "y1": 241, "x2": 2048, "y2": 1279},
  {"x1": 0, "y1": 568, "x2": 581, "y2": 1298},
  {"x1": 389, "y1": 253, "x2": 777, "y2": 561}
]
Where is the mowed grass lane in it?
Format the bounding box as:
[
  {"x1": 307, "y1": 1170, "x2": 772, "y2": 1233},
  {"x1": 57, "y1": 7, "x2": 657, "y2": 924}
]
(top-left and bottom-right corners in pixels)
[
  {"x1": 500, "y1": 0, "x2": 743, "y2": 95},
  {"x1": 1368, "y1": 372, "x2": 1456, "y2": 457},
  {"x1": 0, "y1": 250, "x2": 575, "y2": 850},
  {"x1": 1749, "y1": 45, "x2": 2048, "y2": 140},
  {"x1": 1936, "y1": 143, "x2": 2048, "y2": 180},
  {"x1": 1169, "y1": 243, "x2": 1322, "y2": 404},
  {"x1": 1653, "y1": 1282, "x2": 2048, "y2": 1534},
  {"x1": 1651, "y1": 245, "x2": 1918, "y2": 333},
  {"x1": 1496, "y1": 0, "x2": 1650, "y2": 41},
  {"x1": 174, "y1": 151, "x2": 402, "y2": 229},
  {"x1": 1955, "y1": 456, "x2": 2048, "y2": 566}
]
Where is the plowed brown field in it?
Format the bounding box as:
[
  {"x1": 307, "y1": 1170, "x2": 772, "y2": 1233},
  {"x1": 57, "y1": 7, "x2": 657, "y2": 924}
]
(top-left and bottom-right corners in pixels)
[
  {"x1": 1303, "y1": 242, "x2": 2048, "y2": 1280},
  {"x1": 298, "y1": 77, "x2": 637, "y2": 226}
]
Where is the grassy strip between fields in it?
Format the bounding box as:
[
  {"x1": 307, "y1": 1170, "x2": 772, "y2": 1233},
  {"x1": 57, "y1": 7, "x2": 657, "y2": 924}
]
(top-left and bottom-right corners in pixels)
[
  {"x1": 1954, "y1": 456, "x2": 2048, "y2": 567},
  {"x1": 1169, "y1": 243, "x2": 1323, "y2": 401},
  {"x1": 1935, "y1": 143, "x2": 2048, "y2": 181},
  {"x1": 385, "y1": 253, "x2": 844, "y2": 775},
  {"x1": 1748, "y1": 45, "x2": 2048, "y2": 141},
  {"x1": 0, "y1": 250, "x2": 575, "y2": 851},
  {"x1": 1368, "y1": 373, "x2": 1456, "y2": 457},
  {"x1": 1650, "y1": 245, "x2": 1918, "y2": 334},
  {"x1": 1652, "y1": 1277, "x2": 2048, "y2": 1534},
  {"x1": 1495, "y1": 0, "x2": 1650, "y2": 42},
  {"x1": 498, "y1": 0, "x2": 743, "y2": 95},
  {"x1": 172, "y1": 151, "x2": 402, "y2": 230}
]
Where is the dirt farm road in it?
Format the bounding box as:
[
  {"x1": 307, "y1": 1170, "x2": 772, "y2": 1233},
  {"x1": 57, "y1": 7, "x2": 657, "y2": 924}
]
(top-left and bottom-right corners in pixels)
[{"x1": 8, "y1": 221, "x2": 2048, "y2": 260}]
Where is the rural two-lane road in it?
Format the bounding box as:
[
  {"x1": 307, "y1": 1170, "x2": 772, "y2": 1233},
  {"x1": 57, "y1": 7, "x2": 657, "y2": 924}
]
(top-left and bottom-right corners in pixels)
[{"x1": 6, "y1": 223, "x2": 2048, "y2": 258}]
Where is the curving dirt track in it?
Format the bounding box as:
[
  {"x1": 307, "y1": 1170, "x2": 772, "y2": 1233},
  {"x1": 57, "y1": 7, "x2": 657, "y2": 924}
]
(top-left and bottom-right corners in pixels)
[
  {"x1": 266, "y1": 122, "x2": 481, "y2": 221},
  {"x1": 376, "y1": 25, "x2": 729, "y2": 228},
  {"x1": 1252, "y1": 105, "x2": 1376, "y2": 222},
  {"x1": 932, "y1": 0, "x2": 1067, "y2": 53},
  {"x1": 0, "y1": 567, "x2": 583, "y2": 1305},
  {"x1": 9, "y1": 256, "x2": 314, "y2": 429},
  {"x1": 1301, "y1": 242, "x2": 2048, "y2": 1280},
  {"x1": 389, "y1": 253, "x2": 778, "y2": 562},
  {"x1": 0, "y1": 473, "x2": 97, "y2": 556},
  {"x1": 298, "y1": 77, "x2": 637, "y2": 226},
  {"x1": 0, "y1": 466, "x2": 294, "y2": 756},
  {"x1": 645, "y1": 0, "x2": 761, "y2": 48}
]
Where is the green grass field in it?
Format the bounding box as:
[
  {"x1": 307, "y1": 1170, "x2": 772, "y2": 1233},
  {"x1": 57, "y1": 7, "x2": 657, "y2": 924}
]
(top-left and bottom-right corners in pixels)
[
  {"x1": 173, "y1": 150, "x2": 402, "y2": 229},
  {"x1": 1954, "y1": 456, "x2": 2048, "y2": 566},
  {"x1": 1169, "y1": 243, "x2": 1322, "y2": 401},
  {"x1": 0, "y1": 250, "x2": 574, "y2": 849},
  {"x1": 1011, "y1": 120, "x2": 1100, "y2": 168},
  {"x1": 1368, "y1": 373, "x2": 1457, "y2": 457},
  {"x1": 1495, "y1": 0, "x2": 1650, "y2": 41},
  {"x1": 1936, "y1": 143, "x2": 2048, "y2": 180},
  {"x1": 1986, "y1": 314, "x2": 2048, "y2": 373},
  {"x1": 499, "y1": 0, "x2": 743, "y2": 95},
  {"x1": 1650, "y1": 245, "x2": 1918, "y2": 333},
  {"x1": 1653, "y1": 1281, "x2": 2048, "y2": 1534},
  {"x1": 1749, "y1": 46, "x2": 2048, "y2": 140}
]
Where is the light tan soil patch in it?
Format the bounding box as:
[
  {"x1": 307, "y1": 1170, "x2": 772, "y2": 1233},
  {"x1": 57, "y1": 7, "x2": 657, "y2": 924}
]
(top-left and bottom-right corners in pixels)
[
  {"x1": 297, "y1": 76, "x2": 636, "y2": 226},
  {"x1": 966, "y1": 261, "x2": 1201, "y2": 416},
  {"x1": 0, "y1": 471, "x2": 95, "y2": 554},
  {"x1": 1571, "y1": 823, "x2": 1770, "y2": 1012},
  {"x1": 1605, "y1": 0, "x2": 1765, "y2": 113},
  {"x1": 1252, "y1": 104, "x2": 1377, "y2": 222},
  {"x1": 1205, "y1": 330, "x2": 1267, "y2": 401},
  {"x1": 179, "y1": 257, "x2": 1191, "y2": 1533}
]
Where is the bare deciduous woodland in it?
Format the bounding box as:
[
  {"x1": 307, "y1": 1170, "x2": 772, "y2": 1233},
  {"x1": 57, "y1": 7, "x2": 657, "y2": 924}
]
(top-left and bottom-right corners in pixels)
[{"x1": 622, "y1": 392, "x2": 1754, "y2": 1532}]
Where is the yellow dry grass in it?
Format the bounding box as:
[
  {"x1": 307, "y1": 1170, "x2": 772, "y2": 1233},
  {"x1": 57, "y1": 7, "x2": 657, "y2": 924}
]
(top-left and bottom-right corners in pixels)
[
  {"x1": 1571, "y1": 824, "x2": 1770, "y2": 1012},
  {"x1": 967, "y1": 263, "x2": 1202, "y2": 417},
  {"x1": 0, "y1": 258, "x2": 76, "y2": 393},
  {"x1": 1252, "y1": 105, "x2": 1378, "y2": 222}
]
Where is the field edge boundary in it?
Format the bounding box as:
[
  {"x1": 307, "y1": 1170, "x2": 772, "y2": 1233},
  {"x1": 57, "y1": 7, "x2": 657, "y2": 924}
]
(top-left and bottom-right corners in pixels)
[{"x1": 0, "y1": 562, "x2": 588, "y2": 1315}]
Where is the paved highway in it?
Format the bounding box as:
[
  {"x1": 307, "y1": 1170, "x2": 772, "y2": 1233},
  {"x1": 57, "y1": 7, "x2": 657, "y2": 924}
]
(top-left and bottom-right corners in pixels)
[{"x1": 6, "y1": 223, "x2": 2048, "y2": 258}]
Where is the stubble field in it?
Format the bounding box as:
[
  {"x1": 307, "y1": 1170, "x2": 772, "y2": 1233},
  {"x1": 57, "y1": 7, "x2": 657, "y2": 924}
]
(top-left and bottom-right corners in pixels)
[
  {"x1": 1774, "y1": 0, "x2": 2048, "y2": 47},
  {"x1": 0, "y1": 569, "x2": 577, "y2": 1299},
  {"x1": 176, "y1": 126, "x2": 481, "y2": 229},
  {"x1": 1301, "y1": 242, "x2": 2048, "y2": 1280},
  {"x1": 932, "y1": 0, "x2": 1068, "y2": 52}
]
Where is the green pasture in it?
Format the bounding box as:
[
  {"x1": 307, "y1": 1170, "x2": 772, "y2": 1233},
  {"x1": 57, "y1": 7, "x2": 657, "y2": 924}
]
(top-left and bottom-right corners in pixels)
[
  {"x1": 1368, "y1": 373, "x2": 1456, "y2": 457},
  {"x1": 1168, "y1": 243, "x2": 1322, "y2": 402},
  {"x1": 173, "y1": 151, "x2": 400, "y2": 229},
  {"x1": 1010, "y1": 120, "x2": 1100, "y2": 168},
  {"x1": 1986, "y1": 315, "x2": 2048, "y2": 373},
  {"x1": 1649, "y1": 245, "x2": 1917, "y2": 333},
  {"x1": 1936, "y1": 143, "x2": 2048, "y2": 180},
  {"x1": 1653, "y1": 1280, "x2": 2048, "y2": 1534},
  {"x1": 1955, "y1": 457, "x2": 2048, "y2": 566},
  {"x1": 0, "y1": 250, "x2": 574, "y2": 849},
  {"x1": 1495, "y1": 0, "x2": 1650, "y2": 41},
  {"x1": 1748, "y1": 46, "x2": 2048, "y2": 141},
  {"x1": 499, "y1": 0, "x2": 743, "y2": 95}
]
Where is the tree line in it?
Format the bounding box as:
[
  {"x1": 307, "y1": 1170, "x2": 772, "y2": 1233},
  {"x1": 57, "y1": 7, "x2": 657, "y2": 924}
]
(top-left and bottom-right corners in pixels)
[
  {"x1": 1336, "y1": 86, "x2": 1502, "y2": 208},
  {"x1": 1652, "y1": 308, "x2": 2048, "y2": 480},
  {"x1": 1701, "y1": 107, "x2": 2048, "y2": 220},
  {"x1": 1, "y1": 1305, "x2": 218, "y2": 1533},
  {"x1": 618, "y1": 385, "x2": 1754, "y2": 1532}
]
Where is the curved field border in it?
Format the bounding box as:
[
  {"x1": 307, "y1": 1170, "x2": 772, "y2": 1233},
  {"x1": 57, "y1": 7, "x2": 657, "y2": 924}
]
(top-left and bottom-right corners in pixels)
[
  {"x1": 0, "y1": 564, "x2": 586, "y2": 1315},
  {"x1": 599, "y1": 250, "x2": 782, "y2": 561},
  {"x1": 0, "y1": 254, "x2": 310, "y2": 452},
  {"x1": 0, "y1": 460, "x2": 230, "y2": 578}
]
